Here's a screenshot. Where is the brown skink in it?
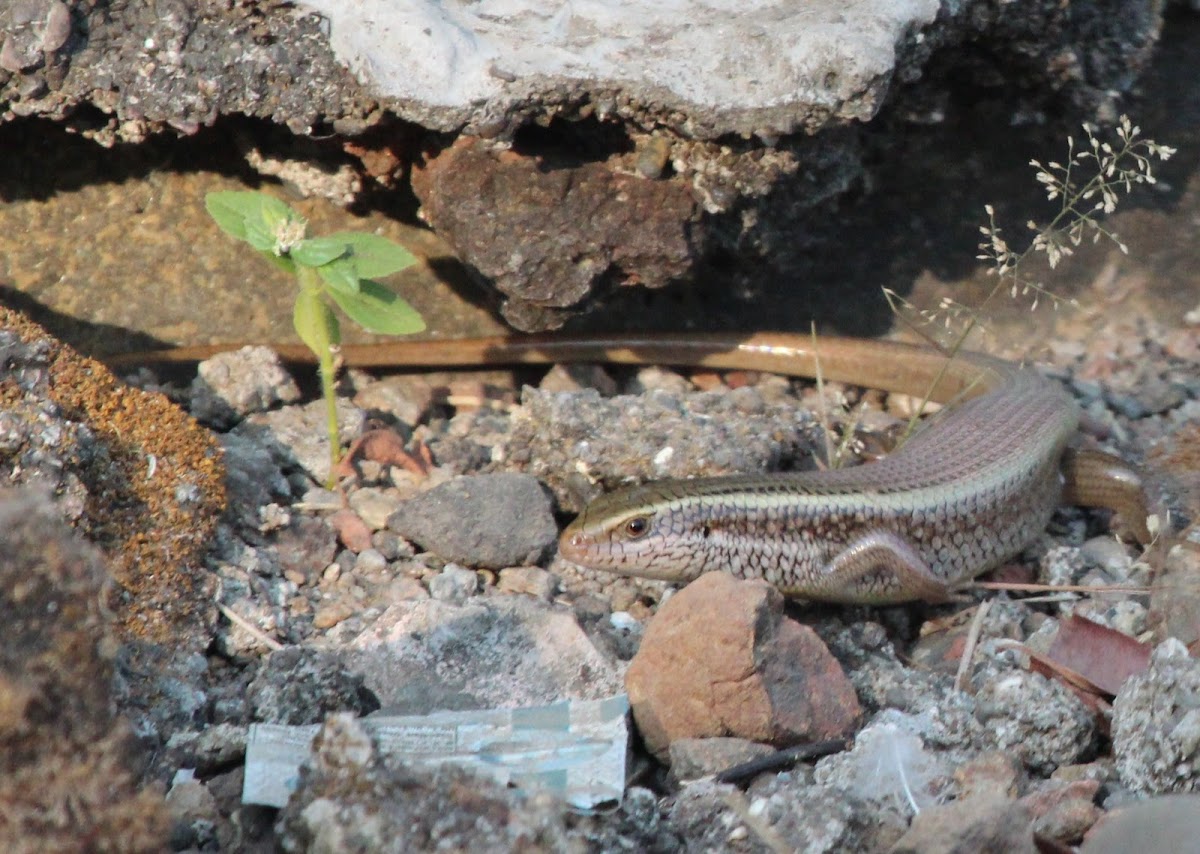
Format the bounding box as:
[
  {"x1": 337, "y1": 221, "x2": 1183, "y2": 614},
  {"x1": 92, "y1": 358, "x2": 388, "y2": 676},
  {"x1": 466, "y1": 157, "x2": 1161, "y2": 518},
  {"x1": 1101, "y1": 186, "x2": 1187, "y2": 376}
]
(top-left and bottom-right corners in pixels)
[{"x1": 118, "y1": 333, "x2": 1150, "y2": 604}]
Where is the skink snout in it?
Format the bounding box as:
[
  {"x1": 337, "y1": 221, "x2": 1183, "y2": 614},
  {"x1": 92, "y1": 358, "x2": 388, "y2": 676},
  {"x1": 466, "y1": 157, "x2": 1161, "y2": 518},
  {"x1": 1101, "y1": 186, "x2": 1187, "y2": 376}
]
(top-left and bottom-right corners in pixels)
[{"x1": 557, "y1": 525, "x2": 596, "y2": 564}]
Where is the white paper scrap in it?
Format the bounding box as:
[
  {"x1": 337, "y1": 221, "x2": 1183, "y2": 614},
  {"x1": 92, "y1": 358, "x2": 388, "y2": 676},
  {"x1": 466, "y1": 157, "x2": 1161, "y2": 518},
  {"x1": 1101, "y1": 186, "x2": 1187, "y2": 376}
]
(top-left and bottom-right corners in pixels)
[{"x1": 242, "y1": 693, "x2": 629, "y2": 811}]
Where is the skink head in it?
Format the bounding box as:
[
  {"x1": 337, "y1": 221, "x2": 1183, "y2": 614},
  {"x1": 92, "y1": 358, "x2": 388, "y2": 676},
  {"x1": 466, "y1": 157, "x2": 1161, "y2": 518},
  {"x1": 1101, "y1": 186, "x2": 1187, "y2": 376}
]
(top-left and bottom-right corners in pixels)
[{"x1": 557, "y1": 482, "x2": 706, "y2": 583}]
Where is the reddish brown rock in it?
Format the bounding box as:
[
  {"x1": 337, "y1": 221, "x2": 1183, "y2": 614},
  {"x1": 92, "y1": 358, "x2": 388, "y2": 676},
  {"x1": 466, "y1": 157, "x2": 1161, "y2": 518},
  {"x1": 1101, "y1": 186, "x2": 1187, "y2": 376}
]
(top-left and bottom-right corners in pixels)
[
  {"x1": 411, "y1": 137, "x2": 699, "y2": 330},
  {"x1": 1022, "y1": 780, "x2": 1103, "y2": 845},
  {"x1": 624, "y1": 572, "x2": 861, "y2": 761},
  {"x1": 331, "y1": 508, "x2": 374, "y2": 554},
  {"x1": 892, "y1": 795, "x2": 1036, "y2": 854},
  {"x1": 954, "y1": 751, "x2": 1025, "y2": 801}
]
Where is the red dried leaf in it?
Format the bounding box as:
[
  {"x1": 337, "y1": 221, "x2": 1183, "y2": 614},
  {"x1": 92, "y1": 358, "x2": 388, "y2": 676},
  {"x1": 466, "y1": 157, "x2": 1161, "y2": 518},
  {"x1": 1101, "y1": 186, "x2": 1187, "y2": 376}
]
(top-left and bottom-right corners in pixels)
[
  {"x1": 336, "y1": 428, "x2": 431, "y2": 480},
  {"x1": 1046, "y1": 614, "x2": 1151, "y2": 697}
]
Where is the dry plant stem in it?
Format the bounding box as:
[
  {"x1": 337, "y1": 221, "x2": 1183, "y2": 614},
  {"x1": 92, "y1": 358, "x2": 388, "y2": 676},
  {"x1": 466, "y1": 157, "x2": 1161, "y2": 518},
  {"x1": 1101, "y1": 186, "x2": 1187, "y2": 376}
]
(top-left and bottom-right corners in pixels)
[
  {"x1": 896, "y1": 119, "x2": 1174, "y2": 441},
  {"x1": 810, "y1": 323, "x2": 838, "y2": 469},
  {"x1": 972, "y1": 581, "x2": 1149, "y2": 596},
  {"x1": 955, "y1": 599, "x2": 991, "y2": 693},
  {"x1": 218, "y1": 602, "x2": 284, "y2": 651}
]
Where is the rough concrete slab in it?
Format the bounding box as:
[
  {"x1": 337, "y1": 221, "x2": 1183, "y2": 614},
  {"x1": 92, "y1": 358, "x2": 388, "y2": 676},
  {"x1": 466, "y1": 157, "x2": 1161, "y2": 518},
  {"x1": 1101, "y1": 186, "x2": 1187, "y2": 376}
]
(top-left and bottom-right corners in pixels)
[{"x1": 298, "y1": 0, "x2": 941, "y2": 138}]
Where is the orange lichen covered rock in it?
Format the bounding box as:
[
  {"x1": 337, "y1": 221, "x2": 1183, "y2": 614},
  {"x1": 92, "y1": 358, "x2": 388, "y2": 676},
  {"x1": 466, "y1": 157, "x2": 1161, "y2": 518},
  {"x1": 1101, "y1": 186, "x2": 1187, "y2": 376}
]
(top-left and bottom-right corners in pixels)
[{"x1": 0, "y1": 307, "x2": 225, "y2": 646}]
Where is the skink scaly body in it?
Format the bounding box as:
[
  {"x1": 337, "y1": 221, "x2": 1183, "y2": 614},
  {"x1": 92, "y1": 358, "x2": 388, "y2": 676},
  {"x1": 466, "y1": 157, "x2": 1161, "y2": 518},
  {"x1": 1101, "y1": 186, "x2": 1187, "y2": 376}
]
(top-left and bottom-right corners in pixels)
[{"x1": 119, "y1": 333, "x2": 1149, "y2": 604}]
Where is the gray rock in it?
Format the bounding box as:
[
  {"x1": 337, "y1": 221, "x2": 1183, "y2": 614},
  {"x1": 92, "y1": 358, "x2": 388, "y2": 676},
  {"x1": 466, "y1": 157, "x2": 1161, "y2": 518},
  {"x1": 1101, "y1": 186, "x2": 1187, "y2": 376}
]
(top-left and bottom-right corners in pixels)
[
  {"x1": 235, "y1": 397, "x2": 366, "y2": 485},
  {"x1": 973, "y1": 669, "x2": 1096, "y2": 775},
  {"x1": 1112, "y1": 639, "x2": 1200, "y2": 793},
  {"x1": 669, "y1": 778, "x2": 888, "y2": 852},
  {"x1": 504, "y1": 386, "x2": 816, "y2": 512},
  {"x1": 161, "y1": 724, "x2": 249, "y2": 777},
  {"x1": 668, "y1": 737, "x2": 776, "y2": 782},
  {"x1": 297, "y1": 0, "x2": 1157, "y2": 140},
  {"x1": 1081, "y1": 795, "x2": 1200, "y2": 854},
  {"x1": 347, "y1": 595, "x2": 624, "y2": 713},
  {"x1": 219, "y1": 432, "x2": 293, "y2": 530},
  {"x1": 387, "y1": 473, "x2": 557, "y2": 569},
  {"x1": 190, "y1": 345, "x2": 301, "y2": 427},
  {"x1": 270, "y1": 515, "x2": 338, "y2": 582},
  {"x1": 428, "y1": 563, "x2": 480, "y2": 604},
  {"x1": 347, "y1": 486, "x2": 400, "y2": 530},
  {"x1": 246, "y1": 647, "x2": 380, "y2": 726},
  {"x1": 352, "y1": 547, "x2": 388, "y2": 575}
]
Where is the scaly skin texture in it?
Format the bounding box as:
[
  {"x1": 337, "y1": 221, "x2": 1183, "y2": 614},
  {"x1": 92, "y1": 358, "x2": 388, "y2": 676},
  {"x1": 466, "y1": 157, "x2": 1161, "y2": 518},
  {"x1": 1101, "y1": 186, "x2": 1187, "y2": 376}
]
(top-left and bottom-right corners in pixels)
[{"x1": 118, "y1": 333, "x2": 1149, "y2": 603}]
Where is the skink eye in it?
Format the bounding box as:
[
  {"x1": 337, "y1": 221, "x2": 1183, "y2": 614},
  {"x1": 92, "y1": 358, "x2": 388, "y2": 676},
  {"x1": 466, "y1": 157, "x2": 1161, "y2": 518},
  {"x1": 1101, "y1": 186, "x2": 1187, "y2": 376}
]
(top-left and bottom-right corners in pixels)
[{"x1": 622, "y1": 516, "x2": 651, "y2": 539}]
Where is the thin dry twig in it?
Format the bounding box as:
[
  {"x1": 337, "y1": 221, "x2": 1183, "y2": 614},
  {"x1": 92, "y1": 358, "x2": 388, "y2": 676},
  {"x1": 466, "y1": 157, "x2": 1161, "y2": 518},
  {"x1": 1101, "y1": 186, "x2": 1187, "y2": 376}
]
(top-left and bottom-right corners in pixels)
[
  {"x1": 218, "y1": 602, "x2": 284, "y2": 651},
  {"x1": 954, "y1": 599, "x2": 991, "y2": 693}
]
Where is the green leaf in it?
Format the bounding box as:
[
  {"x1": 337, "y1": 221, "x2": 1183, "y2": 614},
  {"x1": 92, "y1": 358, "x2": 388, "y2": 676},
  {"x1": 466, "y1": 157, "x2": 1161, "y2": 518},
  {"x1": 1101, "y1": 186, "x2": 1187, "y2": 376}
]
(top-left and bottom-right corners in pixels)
[
  {"x1": 292, "y1": 236, "x2": 351, "y2": 269},
  {"x1": 326, "y1": 279, "x2": 425, "y2": 336},
  {"x1": 258, "y1": 249, "x2": 297, "y2": 275},
  {"x1": 317, "y1": 256, "x2": 361, "y2": 295},
  {"x1": 293, "y1": 289, "x2": 340, "y2": 358},
  {"x1": 205, "y1": 191, "x2": 296, "y2": 245},
  {"x1": 244, "y1": 217, "x2": 280, "y2": 254},
  {"x1": 323, "y1": 231, "x2": 418, "y2": 278}
]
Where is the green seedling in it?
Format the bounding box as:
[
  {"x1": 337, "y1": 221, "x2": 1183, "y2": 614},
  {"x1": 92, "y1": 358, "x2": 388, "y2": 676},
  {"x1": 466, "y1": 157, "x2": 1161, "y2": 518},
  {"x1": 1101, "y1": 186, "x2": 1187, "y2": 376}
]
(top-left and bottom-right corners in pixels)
[{"x1": 205, "y1": 190, "x2": 425, "y2": 483}]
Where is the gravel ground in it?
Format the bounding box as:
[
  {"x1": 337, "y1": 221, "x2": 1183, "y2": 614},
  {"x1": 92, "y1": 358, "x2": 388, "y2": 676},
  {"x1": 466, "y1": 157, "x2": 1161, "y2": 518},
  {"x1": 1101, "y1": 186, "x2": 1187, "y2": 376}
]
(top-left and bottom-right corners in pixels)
[{"x1": 99, "y1": 297, "x2": 1199, "y2": 851}]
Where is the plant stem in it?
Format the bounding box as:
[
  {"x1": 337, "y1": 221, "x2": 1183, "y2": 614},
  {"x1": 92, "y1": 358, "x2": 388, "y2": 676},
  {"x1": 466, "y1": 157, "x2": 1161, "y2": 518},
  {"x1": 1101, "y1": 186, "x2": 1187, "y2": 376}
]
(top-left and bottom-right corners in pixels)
[
  {"x1": 318, "y1": 338, "x2": 341, "y2": 482},
  {"x1": 297, "y1": 267, "x2": 343, "y2": 484}
]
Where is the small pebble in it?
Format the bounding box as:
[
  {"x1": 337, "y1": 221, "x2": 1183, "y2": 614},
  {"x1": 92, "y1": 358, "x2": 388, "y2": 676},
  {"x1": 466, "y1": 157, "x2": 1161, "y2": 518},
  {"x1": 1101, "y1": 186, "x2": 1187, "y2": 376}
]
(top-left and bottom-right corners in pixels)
[
  {"x1": 429, "y1": 563, "x2": 479, "y2": 603},
  {"x1": 283, "y1": 568, "x2": 308, "y2": 587},
  {"x1": 371, "y1": 530, "x2": 413, "y2": 561},
  {"x1": 388, "y1": 577, "x2": 429, "y2": 601},
  {"x1": 330, "y1": 509, "x2": 373, "y2": 553},
  {"x1": 312, "y1": 600, "x2": 354, "y2": 630},
  {"x1": 497, "y1": 566, "x2": 558, "y2": 600},
  {"x1": 1079, "y1": 536, "x2": 1133, "y2": 577},
  {"x1": 353, "y1": 548, "x2": 388, "y2": 574},
  {"x1": 348, "y1": 487, "x2": 400, "y2": 530}
]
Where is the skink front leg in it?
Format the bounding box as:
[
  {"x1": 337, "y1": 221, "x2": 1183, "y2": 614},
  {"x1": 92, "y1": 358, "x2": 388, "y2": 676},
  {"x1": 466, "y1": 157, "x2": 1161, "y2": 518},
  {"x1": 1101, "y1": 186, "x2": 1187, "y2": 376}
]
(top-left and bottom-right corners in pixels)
[
  {"x1": 1061, "y1": 448, "x2": 1152, "y2": 544},
  {"x1": 792, "y1": 530, "x2": 955, "y2": 605}
]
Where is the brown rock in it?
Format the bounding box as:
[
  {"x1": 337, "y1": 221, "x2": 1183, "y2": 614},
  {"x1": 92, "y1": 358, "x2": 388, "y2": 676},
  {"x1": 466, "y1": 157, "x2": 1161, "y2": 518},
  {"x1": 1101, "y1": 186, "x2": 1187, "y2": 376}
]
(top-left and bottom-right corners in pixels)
[
  {"x1": 331, "y1": 508, "x2": 374, "y2": 554},
  {"x1": 411, "y1": 137, "x2": 699, "y2": 330},
  {"x1": 624, "y1": 572, "x2": 860, "y2": 761},
  {"x1": 1026, "y1": 785, "x2": 1103, "y2": 844},
  {"x1": 891, "y1": 794, "x2": 1036, "y2": 854},
  {"x1": 954, "y1": 751, "x2": 1024, "y2": 801},
  {"x1": 0, "y1": 488, "x2": 169, "y2": 852}
]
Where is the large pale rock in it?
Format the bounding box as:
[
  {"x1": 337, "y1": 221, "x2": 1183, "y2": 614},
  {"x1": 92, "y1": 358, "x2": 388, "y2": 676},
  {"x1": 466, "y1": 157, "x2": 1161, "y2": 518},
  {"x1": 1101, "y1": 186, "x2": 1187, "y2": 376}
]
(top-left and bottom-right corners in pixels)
[
  {"x1": 348, "y1": 595, "x2": 624, "y2": 712},
  {"x1": 625, "y1": 572, "x2": 860, "y2": 761}
]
